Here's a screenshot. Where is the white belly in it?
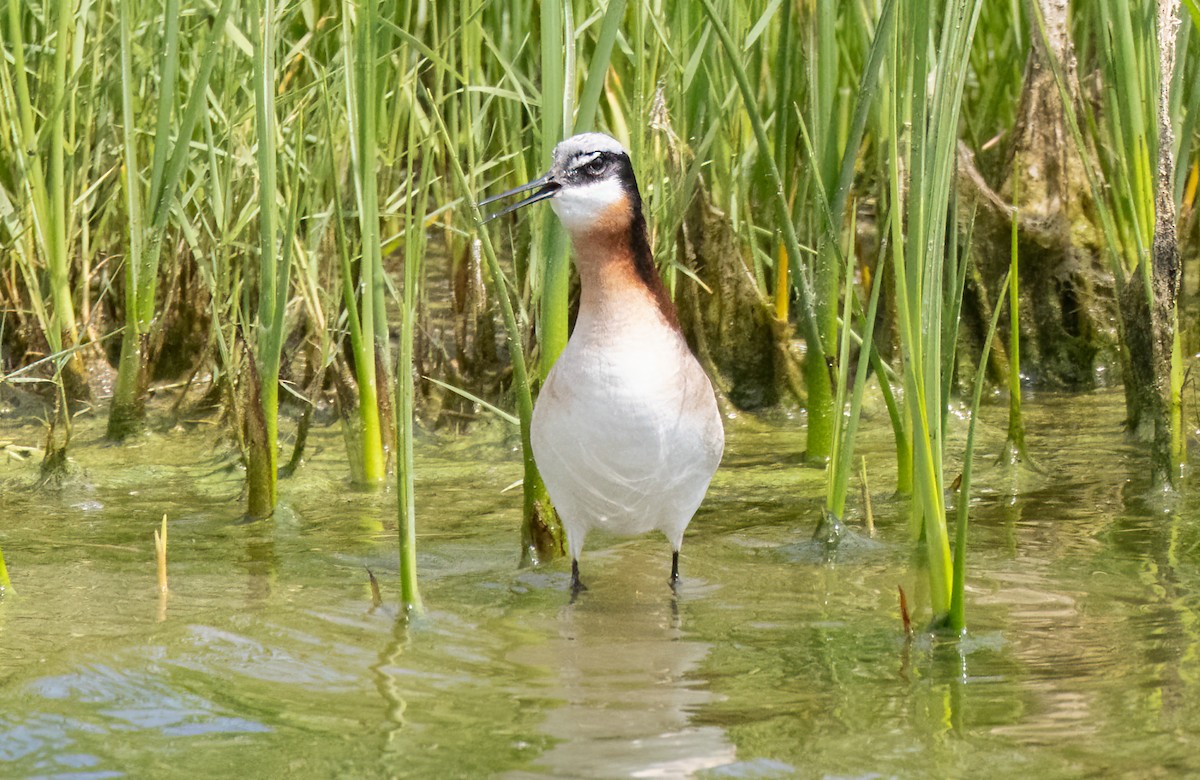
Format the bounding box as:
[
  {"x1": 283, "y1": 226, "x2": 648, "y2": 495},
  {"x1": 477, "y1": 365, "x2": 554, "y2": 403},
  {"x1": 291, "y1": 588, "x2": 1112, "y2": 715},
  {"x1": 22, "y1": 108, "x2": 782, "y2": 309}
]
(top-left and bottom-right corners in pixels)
[{"x1": 531, "y1": 324, "x2": 724, "y2": 559}]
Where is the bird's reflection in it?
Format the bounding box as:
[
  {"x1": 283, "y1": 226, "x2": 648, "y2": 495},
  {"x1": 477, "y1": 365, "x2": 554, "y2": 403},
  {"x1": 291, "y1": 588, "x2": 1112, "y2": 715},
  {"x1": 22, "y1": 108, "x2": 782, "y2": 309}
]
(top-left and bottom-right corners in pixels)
[{"x1": 506, "y1": 555, "x2": 735, "y2": 778}]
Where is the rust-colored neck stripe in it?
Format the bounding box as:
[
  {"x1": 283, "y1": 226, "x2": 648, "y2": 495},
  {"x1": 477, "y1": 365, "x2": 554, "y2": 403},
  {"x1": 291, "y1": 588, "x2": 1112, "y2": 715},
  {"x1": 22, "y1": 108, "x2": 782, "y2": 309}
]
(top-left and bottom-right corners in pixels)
[{"x1": 622, "y1": 168, "x2": 679, "y2": 330}]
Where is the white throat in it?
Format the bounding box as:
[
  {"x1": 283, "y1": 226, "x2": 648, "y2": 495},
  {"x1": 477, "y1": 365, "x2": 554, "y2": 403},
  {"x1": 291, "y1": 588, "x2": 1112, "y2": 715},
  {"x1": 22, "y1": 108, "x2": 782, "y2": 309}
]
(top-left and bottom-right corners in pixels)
[{"x1": 550, "y1": 177, "x2": 626, "y2": 234}]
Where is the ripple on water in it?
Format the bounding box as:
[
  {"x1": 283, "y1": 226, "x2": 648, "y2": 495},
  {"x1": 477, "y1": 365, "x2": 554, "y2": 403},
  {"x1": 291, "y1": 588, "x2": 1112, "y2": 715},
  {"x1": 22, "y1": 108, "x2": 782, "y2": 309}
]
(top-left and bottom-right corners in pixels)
[
  {"x1": 0, "y1": 661, "x2": 271, "y2": 772},
  {"x1": 170, "y1": 623, "x2": 364, "y2": 689}
]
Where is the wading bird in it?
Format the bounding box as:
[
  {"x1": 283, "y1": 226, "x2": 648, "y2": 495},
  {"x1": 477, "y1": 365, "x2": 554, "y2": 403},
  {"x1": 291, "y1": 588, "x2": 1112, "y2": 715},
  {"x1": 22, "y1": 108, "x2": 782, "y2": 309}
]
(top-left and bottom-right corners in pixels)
[{"x1": 480, "y1": 133, "x2": 724, "y2": 594}]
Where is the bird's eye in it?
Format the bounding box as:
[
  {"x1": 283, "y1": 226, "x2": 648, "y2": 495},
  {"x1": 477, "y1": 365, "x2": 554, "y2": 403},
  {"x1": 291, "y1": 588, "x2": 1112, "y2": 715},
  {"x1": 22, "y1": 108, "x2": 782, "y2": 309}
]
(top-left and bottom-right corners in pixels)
[{"x1": 583, "y1": 156, "x2": 607, "y2": 176}]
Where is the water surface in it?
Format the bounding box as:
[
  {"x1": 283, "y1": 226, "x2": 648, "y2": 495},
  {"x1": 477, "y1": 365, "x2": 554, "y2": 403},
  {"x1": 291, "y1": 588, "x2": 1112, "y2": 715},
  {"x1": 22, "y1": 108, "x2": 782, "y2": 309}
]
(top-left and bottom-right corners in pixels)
[{"x1": 3, "y1": 388, "x2": 1200, "y2": 778}]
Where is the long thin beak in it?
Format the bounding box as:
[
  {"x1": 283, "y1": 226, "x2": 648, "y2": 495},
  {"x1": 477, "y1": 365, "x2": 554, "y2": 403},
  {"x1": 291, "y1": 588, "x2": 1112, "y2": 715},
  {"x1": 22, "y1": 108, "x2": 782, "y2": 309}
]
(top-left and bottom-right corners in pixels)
[{"x1": 478, "y1": 174, "x2": 559, "y2": 223}]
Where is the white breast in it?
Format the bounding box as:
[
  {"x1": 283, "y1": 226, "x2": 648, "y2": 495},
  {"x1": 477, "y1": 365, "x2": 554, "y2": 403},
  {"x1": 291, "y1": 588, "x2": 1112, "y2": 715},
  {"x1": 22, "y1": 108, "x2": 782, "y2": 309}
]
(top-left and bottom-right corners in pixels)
[{"x1": 531, "y1": 309, "x2": 724, "y2": 560}]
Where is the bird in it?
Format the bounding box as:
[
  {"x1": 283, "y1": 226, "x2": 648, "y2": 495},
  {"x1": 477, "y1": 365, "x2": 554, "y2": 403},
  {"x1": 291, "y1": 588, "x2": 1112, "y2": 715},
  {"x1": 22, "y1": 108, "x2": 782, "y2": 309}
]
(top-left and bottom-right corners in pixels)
[{"x1": 479, "y1": 132, "x2": 724, "y2": 594}]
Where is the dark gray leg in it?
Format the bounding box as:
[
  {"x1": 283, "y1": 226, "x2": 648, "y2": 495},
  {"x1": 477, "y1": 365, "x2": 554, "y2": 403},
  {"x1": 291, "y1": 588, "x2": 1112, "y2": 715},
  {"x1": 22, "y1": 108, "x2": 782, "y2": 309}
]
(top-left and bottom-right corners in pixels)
[
  {"x1": 570, "y1": 558, "x2": 587, "y2": 595},
  {"x1": 669, "y1": 550, "x2": 680, "y2": 589}
]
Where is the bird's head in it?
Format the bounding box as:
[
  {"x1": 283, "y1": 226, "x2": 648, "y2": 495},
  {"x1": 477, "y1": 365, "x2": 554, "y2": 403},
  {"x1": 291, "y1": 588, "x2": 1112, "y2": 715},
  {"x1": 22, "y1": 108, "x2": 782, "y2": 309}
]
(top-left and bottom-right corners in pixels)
[{"x1": 479, "y1": 133, "x2": 639, "y2": 235}]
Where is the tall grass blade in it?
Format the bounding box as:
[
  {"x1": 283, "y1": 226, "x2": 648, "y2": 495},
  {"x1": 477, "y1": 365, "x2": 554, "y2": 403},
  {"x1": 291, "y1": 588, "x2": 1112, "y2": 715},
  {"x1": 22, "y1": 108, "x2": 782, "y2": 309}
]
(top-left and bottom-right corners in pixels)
[
  {"x1": 950, "y1": 269, "x2": 1012, "y2": 632},
  {"x1": 575, "y1": 0, "x2": 626, "y2": 134},
  {"x1": 1005, "y1": 190, "x2": 1027, "y2": 460},
  {"x1": 341, "y1": 0, "x2": 388, "y2": 486},
  {"x1": 246, "y1": 0, "x2": 293, "y2": 518},
  {"x1": 394, "y1": 90, "x2": 432, "y2": 616},
  {"x1": 886, "y1": 0, "x2": 983, "y2": 625},
  {"x1": 827, "y1": 209, "x2": 887, "y2": 519},
  {"x1": 537, "y1": 0, "x2": 570, "y2": 378}
]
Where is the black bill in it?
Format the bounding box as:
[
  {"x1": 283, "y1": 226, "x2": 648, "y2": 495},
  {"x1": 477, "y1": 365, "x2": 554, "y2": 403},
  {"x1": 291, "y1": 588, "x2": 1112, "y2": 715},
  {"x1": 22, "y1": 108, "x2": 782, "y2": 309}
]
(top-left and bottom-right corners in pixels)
[{"x1": 477, "y1": 174, "x2": 559, "y2": 223}]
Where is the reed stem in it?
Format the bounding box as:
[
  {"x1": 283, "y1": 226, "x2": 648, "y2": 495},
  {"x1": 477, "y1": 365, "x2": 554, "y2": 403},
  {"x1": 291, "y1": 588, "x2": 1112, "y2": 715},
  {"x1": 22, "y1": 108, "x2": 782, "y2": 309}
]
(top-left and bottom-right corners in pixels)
[
  {"x1": 1006, "y1": 195, "x2": 1027, "y2": 459},
  {"x1": 343, "y1": 0, "x2": 388, "y2": 486},
  {"x1": 246, "y1": 0, "x2": 290, "y2": 518},
  {"x1": 951, "y1": 270, "x2": 1011, "y2": 632},
  {"x1": 395, "y1": 89, "x2": 431, "y2": 615}
]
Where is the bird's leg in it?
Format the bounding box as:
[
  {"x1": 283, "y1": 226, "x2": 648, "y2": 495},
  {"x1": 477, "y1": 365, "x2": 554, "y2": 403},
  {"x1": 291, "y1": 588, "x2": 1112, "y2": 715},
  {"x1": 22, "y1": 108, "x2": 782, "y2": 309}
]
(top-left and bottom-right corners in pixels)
[
  {"x1": 570, "y1": 558, "x2": 588, "y2": 595},
  {"x1": 669, "y1": 550, "x2": 680, "y2": 590}
]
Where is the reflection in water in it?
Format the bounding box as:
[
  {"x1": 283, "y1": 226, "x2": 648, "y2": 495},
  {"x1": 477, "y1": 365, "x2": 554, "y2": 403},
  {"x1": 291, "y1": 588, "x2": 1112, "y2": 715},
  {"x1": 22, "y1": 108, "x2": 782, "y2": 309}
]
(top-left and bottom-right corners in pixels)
[
  {"x1": 240, "y1": 521, "x2": 278, "y2": 609},
  {"x1": 372, "y1": 610, "x2": 410, "y2": 748},
  {"x1": 506, "y1": 558, "x2": 736, "y2": 778}
]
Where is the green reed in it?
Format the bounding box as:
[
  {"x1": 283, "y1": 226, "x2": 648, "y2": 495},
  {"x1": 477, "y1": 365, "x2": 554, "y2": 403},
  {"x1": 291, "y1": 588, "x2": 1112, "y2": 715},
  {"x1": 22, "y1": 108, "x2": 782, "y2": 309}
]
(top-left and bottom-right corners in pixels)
[
  {"x1": 339, "y1": 0, "x2": 388, "y2": 487},
  {"x1": 534, "y1": 0, "x2": 570, "y2": 380},
  {"x1": 244, "y1": 0, "x2": 292, "y2": 519},
  {"x1": 0, "y1": 0, "x2": 86, "y2": 405},
  {"x1": 885, "y1": 0, "x2": 982, "y2": 626},
  {"x1": 951, "y1": 269, "x2": 1011, "y2": 632},
  {"x1": 1005, "y1": 191, "x2": 1026, "y2": 461},
  {"x1": 826, "y1": 209, "x2": 886, "y2": 521},
  {"x1": 394, "y1": 85, "x2": 434, "y2": 617},
  {"x1": 110, "y1": 0, "x2": 233, "y2": 439},
  {"x1": 42, "y1": 0, "x2": 76, "y2": 355},
  {"x1": 803, "y1": 0, "x2": 845, "y2": 465}
]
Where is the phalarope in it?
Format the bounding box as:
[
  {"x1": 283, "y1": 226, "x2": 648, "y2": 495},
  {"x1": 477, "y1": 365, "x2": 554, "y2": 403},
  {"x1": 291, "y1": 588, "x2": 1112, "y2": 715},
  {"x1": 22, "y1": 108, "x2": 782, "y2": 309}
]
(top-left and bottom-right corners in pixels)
[{"x1": 481, "y1": 132, "x2": 724, "y2": 594}]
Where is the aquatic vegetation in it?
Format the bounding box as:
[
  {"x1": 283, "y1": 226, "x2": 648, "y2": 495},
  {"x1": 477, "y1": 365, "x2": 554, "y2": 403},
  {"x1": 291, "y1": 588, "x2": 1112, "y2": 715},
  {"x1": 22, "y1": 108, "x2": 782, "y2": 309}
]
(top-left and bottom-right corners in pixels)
[
  {"x1": 154, "y1": 514, "x2": 168, "y2": 595},
  {"x1": 0, "y1": 0, "x2": 84, "y2": 394},
  {"x1": 825, "y1": 210, "x2": 886, "y2": 525},
  {"x1": 1032, "y1": 0, "x2": 1193, "y2": 485},
  {"x1": 883, "y1": 0, "x2": 982, "y2": 626},
  {"x1": 1005, "y1": 189, "x2": 1027, "y2": 462},
  {"x1": 395, "y1": 30, "x2": 433, "y2": 616},
  {"x1": 244, "y1": 0, "x2": 298, "y2": 519},
  {"x1": 109, "y1": 0, "x2": 233, "y2": 440},
  {"x1": 338, "y1": 0, "x2": 390, "y2": 488}
]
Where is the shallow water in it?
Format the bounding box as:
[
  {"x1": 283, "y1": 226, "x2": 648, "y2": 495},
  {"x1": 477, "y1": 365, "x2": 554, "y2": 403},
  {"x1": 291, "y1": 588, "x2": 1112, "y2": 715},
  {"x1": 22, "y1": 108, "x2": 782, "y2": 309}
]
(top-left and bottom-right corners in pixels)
[{"x1": 4, "y1": 387, "x2": 1200, "y2": 778}]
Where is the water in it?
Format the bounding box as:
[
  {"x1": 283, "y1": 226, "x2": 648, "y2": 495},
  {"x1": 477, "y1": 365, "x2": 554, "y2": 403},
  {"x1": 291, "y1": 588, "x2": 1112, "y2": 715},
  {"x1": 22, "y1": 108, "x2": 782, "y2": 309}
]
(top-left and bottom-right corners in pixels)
[{"x1": 3, "y1": 387, "x2": 1200, "y2": 778}]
